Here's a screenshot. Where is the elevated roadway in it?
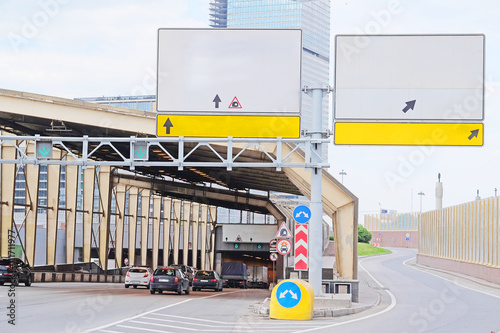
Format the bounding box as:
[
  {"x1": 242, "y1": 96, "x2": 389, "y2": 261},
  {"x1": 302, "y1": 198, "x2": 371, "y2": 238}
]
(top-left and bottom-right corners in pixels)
[{"x1": 0, "y1": 88, "x2": 357, "y2": 279}]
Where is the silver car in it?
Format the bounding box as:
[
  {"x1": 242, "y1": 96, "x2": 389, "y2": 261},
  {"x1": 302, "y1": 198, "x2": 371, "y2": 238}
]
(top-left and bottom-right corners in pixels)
[{"x1": 125, "y1": 266, "x2": 153, "y2": 289}]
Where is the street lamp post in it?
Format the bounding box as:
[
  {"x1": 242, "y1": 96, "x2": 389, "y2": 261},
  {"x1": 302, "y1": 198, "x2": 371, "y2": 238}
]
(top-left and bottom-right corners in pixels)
[
  {"x1": 418, "y1": 191, "x2": 425, "y2": 213},
  {"x1": 339, "y1": 170, "x2": 347, "y2": 184}
]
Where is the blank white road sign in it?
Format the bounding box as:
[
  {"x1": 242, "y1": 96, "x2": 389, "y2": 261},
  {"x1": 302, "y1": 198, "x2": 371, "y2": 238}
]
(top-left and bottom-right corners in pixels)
[
  {"x1": 157, "y1": 28, "x2": 302, "y2": 115},
  {"x1": 334, "y1": 34, "x2": 485, "y2": 121}
]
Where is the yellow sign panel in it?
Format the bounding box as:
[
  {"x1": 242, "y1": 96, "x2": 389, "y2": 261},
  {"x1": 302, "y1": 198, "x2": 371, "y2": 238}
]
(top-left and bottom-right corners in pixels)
[
  {"x1": 156, "y1": 115, "x2": 300, "y2": 138},
  {"x1": 334, "y1": 122, "x2": 483, "y2": 146}
]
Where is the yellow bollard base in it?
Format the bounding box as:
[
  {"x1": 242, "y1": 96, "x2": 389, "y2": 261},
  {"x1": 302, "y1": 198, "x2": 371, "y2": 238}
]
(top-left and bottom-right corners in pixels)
[{"x1": 269, "y1": 279, "x2": 315, "y2": 320}]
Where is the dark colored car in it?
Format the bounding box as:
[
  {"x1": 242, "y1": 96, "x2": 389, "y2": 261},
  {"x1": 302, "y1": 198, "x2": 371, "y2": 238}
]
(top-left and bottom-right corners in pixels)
[
  {"x1": 192, "y1": 270, "x2": 223, "y2": 292},
  {"x1": 0, "y1": 257, "x2": 32, "y2": 287},
  {"x1": 168, "y1": 264, "x2": 194, "y2": 285},
  {"x1": 150, "y1": 267, "x2": 190, "y2": 295}
]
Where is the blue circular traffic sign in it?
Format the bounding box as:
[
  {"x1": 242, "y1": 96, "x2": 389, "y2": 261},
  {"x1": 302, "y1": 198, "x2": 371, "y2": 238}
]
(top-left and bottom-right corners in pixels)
[
  {"x1": 276, "y1": 281, "x2": 302, "y2": 308},
  {"x1": 293, "y1": 205, "x2": 311, "y2": 224}
]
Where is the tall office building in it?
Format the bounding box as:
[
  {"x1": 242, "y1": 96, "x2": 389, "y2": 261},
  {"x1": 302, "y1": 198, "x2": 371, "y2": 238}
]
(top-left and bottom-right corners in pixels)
[{"x1": 209, "y1": 0, "x2": 331, "y2": 158}]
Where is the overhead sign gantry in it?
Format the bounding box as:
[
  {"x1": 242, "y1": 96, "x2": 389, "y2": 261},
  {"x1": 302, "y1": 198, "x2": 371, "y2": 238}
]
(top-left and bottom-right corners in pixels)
[
  {"x1": 334, "y1": 34, "x2": 485, "y2": 146},
  {"x1": 156, "y1": 28, "x2": 302, "y2": 138}
]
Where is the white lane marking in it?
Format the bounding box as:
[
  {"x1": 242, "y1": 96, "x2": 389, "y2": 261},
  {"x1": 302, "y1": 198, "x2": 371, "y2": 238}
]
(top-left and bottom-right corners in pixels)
[
  {"x1": 86, "y1": 299, "x2": 192, "y2": 332},
  {"x1": 295, "y1": 254, "x2": 398, "y2": 333},
  {"x1": 86, "y1": 289, "x2": 241, "y2": 332},
  {"x1": 403, "y1": 257, "x2": 500, "y2": 299},
  {"x1": 95, "y1": 330, "x2": 123, "y2": 333},
  {"x1": 131, "y1": 320, "x2": 202, "y2": 331},
  {"x1": 116, "y1": 324, "x2": 174, "y2": 333},
  {"x1": 147, "y1": 314, "x2": 232, "y2": 325}
]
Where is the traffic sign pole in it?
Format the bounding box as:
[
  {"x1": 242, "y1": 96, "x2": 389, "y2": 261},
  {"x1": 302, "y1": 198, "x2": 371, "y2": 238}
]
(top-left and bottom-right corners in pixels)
[{"x1": 304, "y1": 85, "x2": 330, "y2": 296}]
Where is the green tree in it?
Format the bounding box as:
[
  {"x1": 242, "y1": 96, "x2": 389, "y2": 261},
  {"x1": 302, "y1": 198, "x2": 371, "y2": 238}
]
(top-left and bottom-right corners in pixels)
[{"x1": 358, "y1": 225, "x2": 372, "y2": 244}]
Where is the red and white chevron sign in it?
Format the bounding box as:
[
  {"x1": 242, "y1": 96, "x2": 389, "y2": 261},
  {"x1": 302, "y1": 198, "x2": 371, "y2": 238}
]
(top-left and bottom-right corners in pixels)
[{"x1": 294, "y1": 224, "x2": 308, "y2": 271}]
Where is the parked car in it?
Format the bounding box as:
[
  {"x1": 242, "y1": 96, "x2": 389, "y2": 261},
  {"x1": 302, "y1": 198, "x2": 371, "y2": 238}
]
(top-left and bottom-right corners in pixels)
[
  {"x1": 168, "y1": 264, "x2": 195, "y2": 285},
  {"x1": 150, "y1": 267, "x2": 190, "y2": 295},
  {"x1": 125, "y1": 266, "x2": 153, "y2": 289},
  {"x1": 0, "y1": 257, "x2": 32, "y2": 287},
  {"x1": 192, "y1": 270, "x2": 223, "y2": 292}
]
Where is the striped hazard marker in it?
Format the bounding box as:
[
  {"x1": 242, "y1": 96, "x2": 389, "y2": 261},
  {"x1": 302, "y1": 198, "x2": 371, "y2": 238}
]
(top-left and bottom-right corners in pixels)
[{"x1": 294, "y1": 224, "x2": 308, "y2": 271}]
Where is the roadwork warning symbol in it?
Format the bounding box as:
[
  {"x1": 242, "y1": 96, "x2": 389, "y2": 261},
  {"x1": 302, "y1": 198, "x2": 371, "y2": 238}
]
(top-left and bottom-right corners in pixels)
[{"x1": 228, "y1": 96, "x2": 242, "y2": 109}]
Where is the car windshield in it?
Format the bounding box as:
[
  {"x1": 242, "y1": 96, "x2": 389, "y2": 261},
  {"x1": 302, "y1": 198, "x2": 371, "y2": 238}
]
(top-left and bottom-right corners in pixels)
[
  {"x1": 195, "y1": 271, "x2": 214, "y2": 278},
  {"x1": 129, "y1": 268, "x2": 147, "y2": 273},
  {"x1": 155, "y1": 269, "x2": 175, "y2": 276}
]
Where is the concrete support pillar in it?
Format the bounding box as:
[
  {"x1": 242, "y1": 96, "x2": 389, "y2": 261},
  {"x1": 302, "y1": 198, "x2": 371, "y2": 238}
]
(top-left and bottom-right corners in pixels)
[
  {"x1": 172, "y1": 200, "x2": 181, "y2": 265},
  {"x1": 82, "y1": 166, "x2": 95, "y2": 263},
  {"x1": 0, "y1": 136, "x2": 17, "y2": 257},
  {"x1": 191, "y1": 203, "x2": 200, "y2": 269},
  {"x1": 152, "y1": 195, "x2": 161, "y2": 269},
  {"x1": 209, "y1": 206, "x2": 217, "y2": 270},
  {"x1": 64, "y1": 156, "x2": 78, "y2": 264},
  {"x1": 162, "y1": 198, "x2": 172, "y2": 267},
  {"x1": 24, "y1": 142, "x2": 40, "y2": 267},
  {"x1": 140, "y1": 189, "x2": 150, "y2": 267},
  {"x1": 183, "y1": 201, "x2": 191, "y2": 265},
  {"x1": 46, "y1": 149, "x2": 62, "y2": 266},
  {"x1": 334, "y1": 202, "x2": 358, "y2": 280},
  {"x1": 114, "y1": 184, "x2": 127, "y2": 269},
  {"x1": 98, "y1": 166, "x2": 112, "y2": 270},
  {"x1": 200, "y1": 205, "x2": 208, "y2": 270},
  {"x1": 128, "y1": 187, "x2": 139, "y2": 267}
]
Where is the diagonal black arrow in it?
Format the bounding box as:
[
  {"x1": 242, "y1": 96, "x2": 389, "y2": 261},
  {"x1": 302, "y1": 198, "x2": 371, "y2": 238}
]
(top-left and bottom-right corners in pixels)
[
  {"x1": 468, "y1": 129, "x2": 479, "y2": 140},
  {"x1": 163, "y1": 118, "x2": 173, "y2": 134},
  {"x1": 402, "y1": 100, "x2": 416, "y2": 113},
  {"x1": 213, "y1": 94, "x2": 221, "y2": 108}
]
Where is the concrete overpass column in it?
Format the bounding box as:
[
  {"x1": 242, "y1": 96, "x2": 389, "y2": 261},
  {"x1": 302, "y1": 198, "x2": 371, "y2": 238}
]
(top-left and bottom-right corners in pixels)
[
  {"x1": 0, "y1": 136, "x2": 17, "y2": 257},
  {"x1": 209, "y1": 206, "x2": 217, "y2": 270},
  {"x1": 82, "y1": 166, "x2": 95, "y2": 263},
  {"x1": 24, "y1": 142, "x2": 40, "y2": 267},
  {"x1": 64, "y1": 156, "x2": 78, "y2": 264},
  {"x1": 200, "y1": 205, "x2": 208, "y2": 270},
  {"x1": 162, "y1": 198, "x2": 172, "y2": 267},
  {"x1": 128, "y1": 187, "x2": 139, "y2": 267},
  {"x1": 191, "y1": 203, "x2": 200, "y2": 269},
  {"x1": 183, "y1": 201, "x2": 191, "y2": 265},
  {"x1": 172, "y1": 200, "x2": 181, "y2": 265},
  {"x1": 98, "y1": 166, "x2": 112, "y2": 271},
  {"x1": 140, "y1": 189, "x2": 151, "y2": 267},
  {"x1": 114, "y1": 184, "x2": 127, "y2": 268},
  {"x1": 334, "y1": 202, "x2": 358, "y2": 280},
  {"x1": 152, "y1": 195, "x2": 161, "y2": 269},
  {"x1": 46, "y1": 149, "x2": 62, "y2": 266}
]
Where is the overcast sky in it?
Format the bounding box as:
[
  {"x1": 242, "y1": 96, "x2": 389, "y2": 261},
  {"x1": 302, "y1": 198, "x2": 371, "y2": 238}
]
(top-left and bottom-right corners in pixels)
[{"x1": 0, "y1": 0, "x2": 498, "y2": 221}]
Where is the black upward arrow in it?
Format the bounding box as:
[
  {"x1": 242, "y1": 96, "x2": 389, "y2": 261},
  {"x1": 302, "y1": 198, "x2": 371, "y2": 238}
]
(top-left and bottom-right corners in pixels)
[
  {"x1": 468, "y1": 129, "x2": 479, "y2": 140},
  {"x1": 163, "y1": 118, "x2": 173, "y2": 134},
  {"x1": 213, "y1": 94, "x2": 221, "y2": 108},
  {"x1": 402, "y1": 100, "x2": 416, "y2": 113}
]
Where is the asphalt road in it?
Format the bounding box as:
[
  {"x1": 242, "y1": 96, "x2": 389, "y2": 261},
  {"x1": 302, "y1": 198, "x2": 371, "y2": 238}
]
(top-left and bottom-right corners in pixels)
[{"x1": 1, "y1": 249, "x2": 499, "y2": 333}]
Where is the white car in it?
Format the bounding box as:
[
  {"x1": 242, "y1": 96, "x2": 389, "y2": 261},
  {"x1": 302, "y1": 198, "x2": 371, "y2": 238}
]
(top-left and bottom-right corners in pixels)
[{"x1": 125, "y1": 267, "x2": 153, "y2": 289}]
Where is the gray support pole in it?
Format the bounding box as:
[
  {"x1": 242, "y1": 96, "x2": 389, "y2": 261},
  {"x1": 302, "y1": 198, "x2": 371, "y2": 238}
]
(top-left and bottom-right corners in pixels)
[{"x1": 306, "y1": 85, "x2": 329, "y2": 296}]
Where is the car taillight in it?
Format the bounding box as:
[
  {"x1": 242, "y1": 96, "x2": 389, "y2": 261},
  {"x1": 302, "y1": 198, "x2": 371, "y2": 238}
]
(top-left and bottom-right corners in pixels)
[
  {"x1": 5, "y1": 265, "x2": 12, "y2": 269},
  {"x1": 126, "y1": 271, "x2": 130, "y2": 277},
  {"x1": 174, "y1": 277, "x2": 178, "y2": 283},
  {"x1": 144, "y1": 271, "x2": 149, "y2": 277},
  {"x1": 193, "y1": 278, "x2": 199, "y2": 281},
  {"x1": 150, "y1": 276, "x2": 154, "y2": 282},
  {"x1": 211, "y1": 279, "x2": 217, "y2": 282}
]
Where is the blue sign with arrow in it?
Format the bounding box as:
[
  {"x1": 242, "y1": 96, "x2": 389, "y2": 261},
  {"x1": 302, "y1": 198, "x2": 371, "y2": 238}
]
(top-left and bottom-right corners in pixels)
[
  {"x1": 293, "y1": 205, "x2": 311, "y2": 224},
  {"x1": 276, "y1": 281, "x2": 302, "y2": 308}
]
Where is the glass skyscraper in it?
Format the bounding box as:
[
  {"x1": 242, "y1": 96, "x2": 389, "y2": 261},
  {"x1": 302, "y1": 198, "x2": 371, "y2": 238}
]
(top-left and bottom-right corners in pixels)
[{"x1": 209, "y1": 0, "x2": 330, "y2": 158}]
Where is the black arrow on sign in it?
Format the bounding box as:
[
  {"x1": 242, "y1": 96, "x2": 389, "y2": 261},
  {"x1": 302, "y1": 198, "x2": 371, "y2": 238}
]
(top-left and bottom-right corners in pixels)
[
  {"x1": 163, "y1": 118, "x2": 173, "y2": 134},
  {"x1": 213, "y1": 94, "x2": 221, "y2": 108},
  {"x1": 402, "y1": 100, "x2": 416, "y2": 113},
  {"x1": 468, "y1": 129, "x2": 479, "y2": 140}
]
